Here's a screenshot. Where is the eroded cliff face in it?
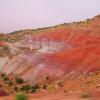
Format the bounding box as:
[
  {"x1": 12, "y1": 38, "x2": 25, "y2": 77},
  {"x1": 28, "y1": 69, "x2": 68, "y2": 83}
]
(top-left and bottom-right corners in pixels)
[{"x1": 0, "y1": 16, "x2": 100, "y2": 84}]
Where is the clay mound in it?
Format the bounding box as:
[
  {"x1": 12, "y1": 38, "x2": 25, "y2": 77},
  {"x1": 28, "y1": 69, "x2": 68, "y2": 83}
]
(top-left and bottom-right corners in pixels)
[
  {"x1": 0, "y1": 15, "x2": 100, "y2": 84},
  {"x1": 1, "y1": 36, "x2": 100, "y2": 84}
]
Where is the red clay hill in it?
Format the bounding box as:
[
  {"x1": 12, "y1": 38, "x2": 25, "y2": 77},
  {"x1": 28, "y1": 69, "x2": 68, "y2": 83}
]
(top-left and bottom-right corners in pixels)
[{"x1": 0, "y1": 15, "x2": 100, "y2": 85}]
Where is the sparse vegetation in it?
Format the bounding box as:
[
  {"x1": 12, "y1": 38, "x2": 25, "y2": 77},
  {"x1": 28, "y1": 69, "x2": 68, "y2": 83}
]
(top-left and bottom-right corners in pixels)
[
  {"x1": 16, "y1": 77, "x2": 24, "y2": 84},
  {"x1": 20, "y1": 84, "x2": 40, "y2": 93},
  {"x1": 80, "y1": 93, "x2": 90, "y2": 98},
  {"x1": 20, "y1": 85, "x2": 31, "y2": 92},
  {"x1": 30, "y1": 86, "x2": 38, "y2": 93},
  {"x1": 10, "y1": 30, "x2": 23, "y2": 34},
  {"x1": 47, "y1": 84, "x2": 59, "y2": 92},
  {"x1": 0, "y1": 73, "x2": 41, "y2": 94}
]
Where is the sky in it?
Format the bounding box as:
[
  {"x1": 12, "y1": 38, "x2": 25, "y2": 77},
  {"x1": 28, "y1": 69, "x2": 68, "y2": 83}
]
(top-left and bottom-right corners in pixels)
[{"x1": 0, "y1": 0, "x2": 100, "y2": 33}]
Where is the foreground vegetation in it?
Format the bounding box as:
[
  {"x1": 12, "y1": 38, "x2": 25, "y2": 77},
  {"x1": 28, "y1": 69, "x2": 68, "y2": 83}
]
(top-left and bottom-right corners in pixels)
[
  {"x1": 0, "y1": 73, "x2": 41, "y2": 94},
  {"x1": 15, "y1": 93, "x2": 28, "y2": 100}
]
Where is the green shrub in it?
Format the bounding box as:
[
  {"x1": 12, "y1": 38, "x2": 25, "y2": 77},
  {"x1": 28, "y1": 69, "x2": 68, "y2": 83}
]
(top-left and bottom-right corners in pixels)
[
  {"x1": 3, "y1": 76, "x2": 9, "y2": 81},
  {"x1": 30, "y1": 85, "x2": 39, "y2": 93},
  {"x1": 15, "y1": 93, "x2": 28, "y2": 100},
  {"x1": 1, "y1": 73, "x2": 5, "y2": 77},
  {"x1": 16, "y1": 77, "x2": 24, "y2": 84},
  {"x1": 30, "y1": 86, "x2": 36, "y2": 93},
  {"x1": 20, "y1": 84, "x2": 40, "y2": 93},
  {"x1": 20, "y1": 85, "x2": 31, "y2": 92},
  {"x1": 14, "y1": 86, "x2": 19, "y2": 91},
  {"x1": 80, "y1": 93, "x2": 90, "y2": 98}
]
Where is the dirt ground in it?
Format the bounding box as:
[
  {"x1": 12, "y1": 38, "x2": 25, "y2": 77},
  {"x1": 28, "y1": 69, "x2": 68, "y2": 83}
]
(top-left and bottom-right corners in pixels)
[{"x1": 0, "y1": 90, "x2": 100, "y2": 100}]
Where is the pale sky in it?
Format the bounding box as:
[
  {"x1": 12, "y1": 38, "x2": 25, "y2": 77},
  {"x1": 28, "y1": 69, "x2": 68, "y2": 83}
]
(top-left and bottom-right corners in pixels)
[{"x1": 0, "y1": 0, "x2": 100, "y2": 33}]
